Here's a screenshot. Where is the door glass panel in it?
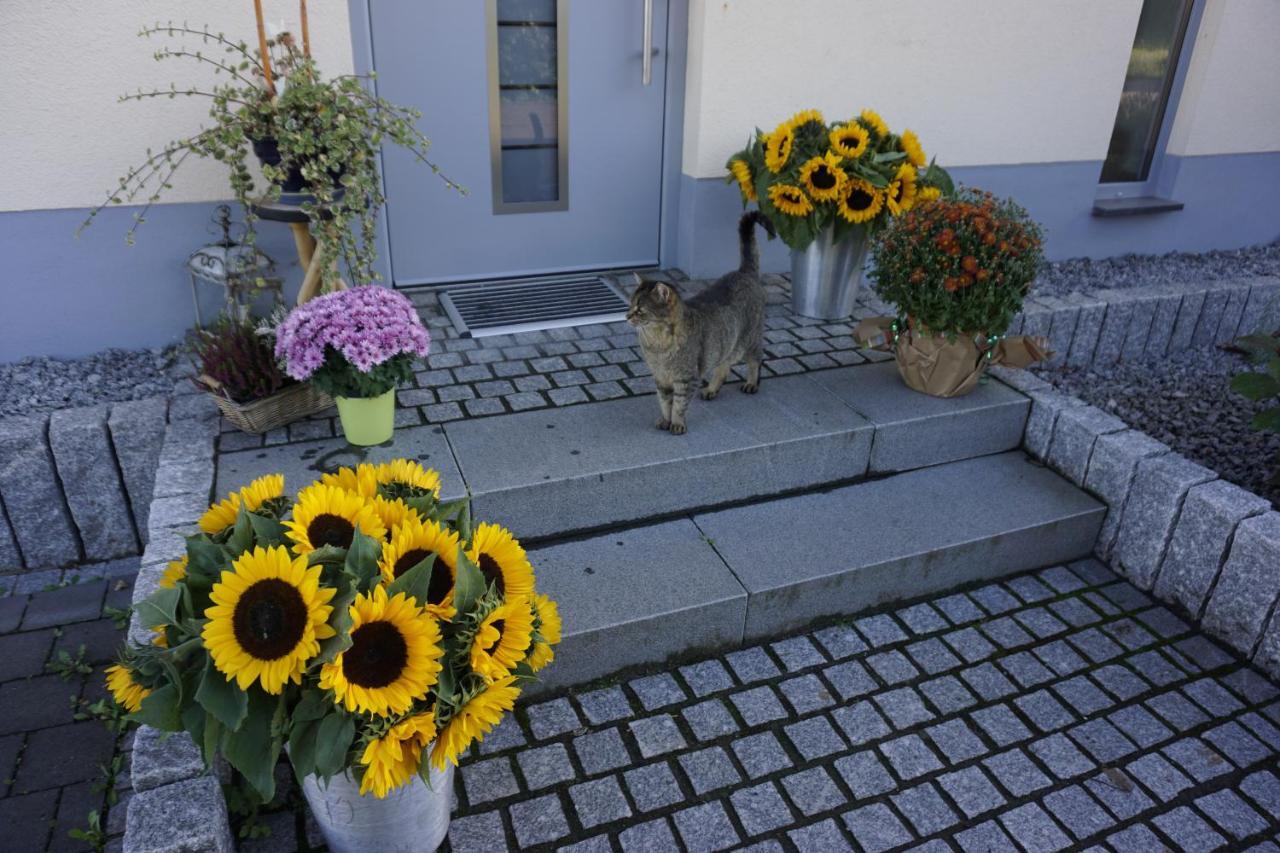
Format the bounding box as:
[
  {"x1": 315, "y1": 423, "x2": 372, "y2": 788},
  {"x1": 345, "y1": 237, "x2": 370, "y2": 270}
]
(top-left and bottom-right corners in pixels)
[
  {"x1": 1099, "y1": 0, "x2": 1193, "y2": 184},
  {"x1": 490, "y1": 0, "x2": 566, "y2": 210}
]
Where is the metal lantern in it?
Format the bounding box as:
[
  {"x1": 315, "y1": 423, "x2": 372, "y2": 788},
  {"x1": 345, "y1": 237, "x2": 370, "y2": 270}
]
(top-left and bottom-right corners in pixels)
[{"x1": 185, "y1": 205, "x2": 283, "y2": 326}]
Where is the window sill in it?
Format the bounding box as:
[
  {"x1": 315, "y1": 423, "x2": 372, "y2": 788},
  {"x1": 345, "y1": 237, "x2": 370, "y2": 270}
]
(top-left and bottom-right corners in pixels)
[{"x1": 1091, "y1": 196, "x2": 1185, "y2": 218}]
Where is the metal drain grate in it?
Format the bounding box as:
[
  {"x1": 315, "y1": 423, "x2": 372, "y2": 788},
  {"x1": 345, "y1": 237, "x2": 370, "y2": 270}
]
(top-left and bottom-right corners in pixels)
[{"x1": 438, "y1": 275, "x2": 630, "y2": 338}]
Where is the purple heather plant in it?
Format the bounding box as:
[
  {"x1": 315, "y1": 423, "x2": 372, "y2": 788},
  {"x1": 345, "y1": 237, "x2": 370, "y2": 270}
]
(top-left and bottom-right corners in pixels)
[
  {"x1": 276, "y1": 286, "x2": 430, "y2": 398},
  {"x1": 191, "y1": 316, "x2": 291, "y2": 404}
]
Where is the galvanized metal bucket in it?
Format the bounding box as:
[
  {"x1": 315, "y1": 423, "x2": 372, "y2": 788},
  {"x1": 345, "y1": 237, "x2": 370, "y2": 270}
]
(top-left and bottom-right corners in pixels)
[
  {"x1": 789, "y1": 225, "x2": 869, "y2": 320},
  {"x1": 300, "y1": 760, "x2": 455, "y2": 853}
]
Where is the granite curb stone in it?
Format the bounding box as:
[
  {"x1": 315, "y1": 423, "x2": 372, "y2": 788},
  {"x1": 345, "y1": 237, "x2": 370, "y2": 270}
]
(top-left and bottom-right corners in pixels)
[
  {"x1": 1203, "y1": 512, "x2": 1280, "y2": 657},
  {"x1": 124, "y1": 775, "x2": 233, "y2": 853},
  {"x1": 1114, "y1": 454, "x2": 1216, "y2": 590},
  {"x1": 1045, "y1": 405, "x2": 1127, "y2": 487},
  {"x1": 0, "y1": 414, "x2": 81, "y2": 568},
  {"x1": 49, "y1": 404, "x2": 140, "y2": 561},
  {"x1": 1081, "y1": 430, "x2": 1169, "y2": 562},
  {"x1": 1023, "y1": 390, "x2": 1086, "y2": 461},
  {"x1": 108, "y1": 397, "x2": 168, "y2": 534}
]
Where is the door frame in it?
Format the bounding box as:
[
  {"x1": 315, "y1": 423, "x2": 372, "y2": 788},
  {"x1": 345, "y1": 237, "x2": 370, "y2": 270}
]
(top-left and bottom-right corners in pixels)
[{"x1": 345, "y1": 0, "x2": 690, "y2": 289}]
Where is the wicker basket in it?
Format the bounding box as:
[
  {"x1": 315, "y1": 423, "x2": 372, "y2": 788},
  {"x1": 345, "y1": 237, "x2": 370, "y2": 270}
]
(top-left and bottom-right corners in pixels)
[{"x1": 198, "y1": 375, "x2": 334, "y2": 435}]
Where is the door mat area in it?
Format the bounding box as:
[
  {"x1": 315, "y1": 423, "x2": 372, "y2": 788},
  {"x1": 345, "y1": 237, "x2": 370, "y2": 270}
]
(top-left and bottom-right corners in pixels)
[{"x1": 438, "y1": 275, "x2": 630, "y2": 338}]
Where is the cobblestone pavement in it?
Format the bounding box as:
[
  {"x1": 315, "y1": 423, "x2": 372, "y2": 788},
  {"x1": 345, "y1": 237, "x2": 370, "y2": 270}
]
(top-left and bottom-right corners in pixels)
[
  {"x1": 0, "y1": 559, "x2": 139, "y2": 853},
  {"x1": 214, "y1": 274, "x2": 894, "y2": 454},
  {"x1": 431, "y1": 559, "x2": 1280, "y2": 852}
]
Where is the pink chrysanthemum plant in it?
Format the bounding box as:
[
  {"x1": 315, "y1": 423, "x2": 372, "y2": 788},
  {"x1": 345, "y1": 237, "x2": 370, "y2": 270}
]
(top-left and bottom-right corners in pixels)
[{"x1": 276, "y1": 286, "x2": 431, "y2": 399}]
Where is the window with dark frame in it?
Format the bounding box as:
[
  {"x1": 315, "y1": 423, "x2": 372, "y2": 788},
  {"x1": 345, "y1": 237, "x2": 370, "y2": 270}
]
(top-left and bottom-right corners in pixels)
[{"x1": 1099, "y1": 0, "x2": 1195, "y2": 185}]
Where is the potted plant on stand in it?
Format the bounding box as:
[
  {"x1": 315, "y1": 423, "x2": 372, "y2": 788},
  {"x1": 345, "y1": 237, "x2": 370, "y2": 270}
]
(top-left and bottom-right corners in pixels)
[
  {"x1": 275, "y1": 287, "x2": 430, "y2": 446},
  {"x1": 106, "y1": 461, "x2": 561, "y2": 853},
  {"x1": 726, "y1": 108, "x2": 952, "y2": 320},
  {"x1": 859, "y1": 188, "x2": 1049, "y2": 397}
]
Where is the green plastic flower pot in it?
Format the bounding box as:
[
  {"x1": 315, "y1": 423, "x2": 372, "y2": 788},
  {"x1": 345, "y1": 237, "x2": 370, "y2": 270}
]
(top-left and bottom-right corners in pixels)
[{"x1": 335, "y1": 389, "x2": 396, "y2": 446}]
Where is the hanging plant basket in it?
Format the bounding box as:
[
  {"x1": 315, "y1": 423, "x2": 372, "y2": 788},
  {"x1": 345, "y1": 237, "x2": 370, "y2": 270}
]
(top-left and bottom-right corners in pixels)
[{"x1": 197, "y1": 374, "x2": 333, "y2": 434}]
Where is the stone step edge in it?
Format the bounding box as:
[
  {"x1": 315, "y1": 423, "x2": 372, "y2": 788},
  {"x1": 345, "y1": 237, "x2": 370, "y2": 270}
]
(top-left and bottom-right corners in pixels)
[{"x1": 994, "y1": 365, "x2": 1280, "y2": 683}]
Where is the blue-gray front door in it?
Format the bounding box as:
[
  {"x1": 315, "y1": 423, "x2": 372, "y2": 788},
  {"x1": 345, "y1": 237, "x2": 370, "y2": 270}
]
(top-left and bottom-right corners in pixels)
[{"x1": 369, "y1": 0, "x2": 670, "y2": 285}]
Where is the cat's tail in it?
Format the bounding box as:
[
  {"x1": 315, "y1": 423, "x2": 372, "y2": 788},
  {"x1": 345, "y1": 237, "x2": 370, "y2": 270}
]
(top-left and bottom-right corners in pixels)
[{"x1": 738, "y1": 211, "x2": 776, "y2": 275}]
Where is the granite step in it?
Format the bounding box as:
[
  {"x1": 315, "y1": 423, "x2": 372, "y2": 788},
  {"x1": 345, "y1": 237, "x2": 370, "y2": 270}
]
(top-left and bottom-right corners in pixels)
[
  {"x1": 215, "y1": 362, "x2": 1031, "y2": 542},
  {"x1": 530, "y1": 451, "x2": 1105, "y2": 691}
]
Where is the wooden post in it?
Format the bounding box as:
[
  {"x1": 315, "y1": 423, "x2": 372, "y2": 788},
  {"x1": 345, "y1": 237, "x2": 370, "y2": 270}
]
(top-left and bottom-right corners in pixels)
[
  {"x1": 253, "y1": 0, "x2": 276, "y2": 96},
  {"x1": 299, "y1": 0, "x2": 312, "y2": 57}
]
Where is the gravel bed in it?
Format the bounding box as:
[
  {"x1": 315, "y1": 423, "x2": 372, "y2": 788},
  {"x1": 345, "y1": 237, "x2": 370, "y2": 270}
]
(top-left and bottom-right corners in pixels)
[
  {"x1": 0, "y1": 347, "x2": 182, "y2": 417},
  {"x1": 1035, "y1": 346, "x2": 1280, "y2": 508},
  {"x1": 1030, "y1": 240, "x2": 1280, "y2": 298}
]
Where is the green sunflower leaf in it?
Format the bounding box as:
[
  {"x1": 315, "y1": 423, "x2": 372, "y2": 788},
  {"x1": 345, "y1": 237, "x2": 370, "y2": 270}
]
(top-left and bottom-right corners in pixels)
[
  {"x1": 344, "y1": 529, "x2": 381, "y2": 592},
  {"x1": 315, "y1": 589, "x2": 355, "y2": 667},
  {"x1": 201, "y1": 712, "x2": 224, "y2": 766},
  {"x1": 452, "y1": 547, "x2": 485, "y2": 617},
  {"x1": 131, "y1": 682, "x2": 182, "y2": 731},
  {"x1": 226, "y1": 507, "x2": 254, "y2": 557},
  {"x1": 873, "y1": 150, "x2": 907, "y2": 164},
  {"x1": 247, "y1": 511, "x2": 286, "y2": 547},
  {"x1": 313, "y1": 712, "x2": 356, "y2": 780},
  {"x1": 292, "y1": 689, "x2": 331, "y2": 724},
  {"x1": 223, "y1": 689, "x2": 282, "y2": 802},
  {"x1": 195, "y1": 657, "x2": 248, "y2": 731},
  {"x1": 1231, "y1": 372, "x2": 1280, "y2": 400},
  {"x1": 387, "y1": 553, "x2": 437, "y2": 607},
  {"x1": 288, "y1": 717, "x2": 321, "y2": 785},
  {"x1": 134, "y1": 586, "x2": 182, "y2": 630},
  {"x1": 186, "y1": 536, "x2": 226, "y2": 578}
]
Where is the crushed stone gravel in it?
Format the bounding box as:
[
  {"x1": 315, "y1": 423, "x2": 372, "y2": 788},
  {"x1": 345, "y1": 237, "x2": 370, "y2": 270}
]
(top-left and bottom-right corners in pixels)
[
  {"x1": 0, "y1": 347, "x2": 183, "y2": 417},
  {"x1": 1030, "y1": 241, "x2": 1280, "y2": 299},
  {"x1": 1035, "y1": 346, "x2": 1280, "y2": 508}
]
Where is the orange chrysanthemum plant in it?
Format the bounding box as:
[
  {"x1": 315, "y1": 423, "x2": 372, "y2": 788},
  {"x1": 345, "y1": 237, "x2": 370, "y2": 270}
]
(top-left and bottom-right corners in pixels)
[
  {"x1": 105, "y1": 461, "x2": 560, "y2": 803},
  {"x1": 869, "y1": 188, "x2": 1045, "y2": 339},
  {"x1": 724, "y1": 107, "x2": 953, "y2": 250}
]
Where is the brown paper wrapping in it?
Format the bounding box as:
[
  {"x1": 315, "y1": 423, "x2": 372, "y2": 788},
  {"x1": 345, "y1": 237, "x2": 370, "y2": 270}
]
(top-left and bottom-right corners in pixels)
[{"x1": 853, "y1": 317, "x2": 1051, "y2": 398}]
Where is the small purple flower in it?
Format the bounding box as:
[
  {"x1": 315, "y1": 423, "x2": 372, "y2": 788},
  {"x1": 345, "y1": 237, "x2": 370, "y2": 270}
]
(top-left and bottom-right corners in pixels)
[{"x1": 275, "y1": 286, "x2": 430, "y2": 380}]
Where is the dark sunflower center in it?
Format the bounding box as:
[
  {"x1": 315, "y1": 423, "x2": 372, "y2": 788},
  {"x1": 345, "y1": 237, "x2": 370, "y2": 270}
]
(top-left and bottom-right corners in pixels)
[
  {"x1": 308, "y1": 513, "x2": 355, "y2": 549},
  {"x1": 810, "y1": 166, "x2": 836, "y2": 190},
  {"x1": 478, "y1": 554, "x2": 507, "y2": 597},
  {"x1": 848, "y1": 188, "x2": 874, "y2": 211},
  {"x1": 426, "y1": 560, "x2": 454, "y2": 606},
  {"x1": 393, "y1": 548, "x2": 434, "y2": 579},
  {"x1": 484, "y1": 619, "x2": 506, "y2": 653},
  {"x1": 889, "y1": 182, "x2": 903, "y2": 202},
  {"x1": 232, "y1": 579, "x2": 308, "y2": 661},
  {"x1": 343, "y1": 621, "x2": 409, "y2": 688}
]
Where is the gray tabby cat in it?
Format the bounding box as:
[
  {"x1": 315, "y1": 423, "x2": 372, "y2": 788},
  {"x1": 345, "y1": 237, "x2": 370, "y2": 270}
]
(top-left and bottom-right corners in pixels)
[{"x1": 627, "y1": 211, "x2": 775, "y2": 434}]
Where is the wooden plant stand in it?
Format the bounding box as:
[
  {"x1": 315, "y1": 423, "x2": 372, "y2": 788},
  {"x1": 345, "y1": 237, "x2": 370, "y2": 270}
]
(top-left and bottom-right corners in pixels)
[{"x1": 251, "y1": 199, "x2": 348, "y2": 304}]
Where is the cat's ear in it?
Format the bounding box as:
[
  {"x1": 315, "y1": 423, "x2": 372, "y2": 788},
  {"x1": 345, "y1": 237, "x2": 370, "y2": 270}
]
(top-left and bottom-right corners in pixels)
[{"x1": 654, "y1": 282, "x2": 676, "y2": 304}]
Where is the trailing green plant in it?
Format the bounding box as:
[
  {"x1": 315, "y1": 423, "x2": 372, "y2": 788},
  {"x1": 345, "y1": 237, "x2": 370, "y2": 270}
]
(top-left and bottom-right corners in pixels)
[
  {"x1": 47, "y1": 644, "x2": 93, "y2": 680},
  {"x1": 1229, "y1": 332, "x2": 1280, "y2": 483},
  {"x1": 80, "y1": 23, "x2": 461, "y2": 288},
  {"x1": 190, "y1": 315, "x2": 291, "y2": 403}
]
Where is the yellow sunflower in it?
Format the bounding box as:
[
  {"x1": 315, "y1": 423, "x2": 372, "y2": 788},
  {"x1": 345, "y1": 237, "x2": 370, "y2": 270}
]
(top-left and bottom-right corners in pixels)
[
  {"x1": 319, "y1": 586, "x2": 444, "y2": 717},
  {"x1": 838, "y1": 178, "x2": 884, "y2": 224},
  {"x1": 284, "y1": 485, "x2": 386, "y2": 554},
  {"x1": 526, "y1": 593, "x2": 562, "y2": 673},
  {"x1": 431, "y1": 676, "x2": 521, "y2": 770},
  {"x1": 106, "y1": 663, "x2": 152, "y2": 713},
  {"x1": 787, "y1": 108, "x2": 825, "y2": 130},
  {"x1": 798, "y1": 152, "x2": 847, "y2": 202},
  {"x1": 859, "y1": 108, "x2": 890, "y2": 139},
  {"x1": 466, "y1": 523, "x2": 536, "y2": 600},
  {"x1": 379, "y1": 516, "x2": 461, "y2": 620},
  {"x1": 763, "y1": 122, "x2": 794, "y2": 173},
  {"x1": 199, "y1": 493, "x2": 241, "y2": 536},
  {"x1": 729, "y1": 158, "x2": 756, "y2": 202},
  {"x1": 240, "y1": 473, "x2": 285, "y2": 511},
  {"x1": 768, "y1": 183, "x2": 813, "y2": 218},
  {"x1": 829, "y1": 123, "x2": 870, "y2": 160},
  {"x1": 885, "y1": 163, "x2": 919, "y2": 215},
  {"x1": 376, "y1": 459, "x2": 442, "y2": 497},
  {"x1": 359, "y1": 710, "x2": 437, "y2": 798},
  {"x1": 917, "y1": 185, "x2": 942, "y2": 204},
  {"x1": 321, "y1": 464, "x2": 380, "y2": 499},
  {"x1": 202, "y1": 546, "x2": 336, "y2": 694},
  {"x1": 159, "y1": 555, "x2": 188, "y2": 589},
  {"x1": 899, "y1": 129, "x2": 927, "y2": 168},
  {"x1": 372, "y1": 495, "x2": 420, "y2": 538},
  {"x1": 469, "y1": 600, "x2": 534, "y2": 681}
]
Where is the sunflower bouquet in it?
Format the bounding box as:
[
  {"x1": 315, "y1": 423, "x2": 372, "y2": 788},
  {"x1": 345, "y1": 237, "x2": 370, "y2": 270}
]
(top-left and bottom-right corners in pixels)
[
  {"x1": 105, "y1": 459, "x2": 560, "y2": 803},
  {"x1": 725, "y1": 108, "x2": 953, "y2": 250}
]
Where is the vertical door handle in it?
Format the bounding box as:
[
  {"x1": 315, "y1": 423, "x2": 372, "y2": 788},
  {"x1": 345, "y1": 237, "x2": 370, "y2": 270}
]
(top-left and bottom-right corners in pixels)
[{"x1": 642, "y1": 0, "x2": 654, "y2": 85}]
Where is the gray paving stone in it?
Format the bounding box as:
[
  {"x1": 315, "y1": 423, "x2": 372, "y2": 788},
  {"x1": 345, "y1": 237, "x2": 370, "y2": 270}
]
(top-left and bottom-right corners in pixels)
[
  {"x1": 982, "y1": 615, "x2": 1037, "y2": 650},
  {"x1": 508, "y1": 793, "x2": 570, "y2": 847},
  {"x1": 462, "y1": 756, "x2": 520, "y2": 805},
  {"x1": 962, "y1": 663, "x2": 1018, "y2": 702},
  {"x1": 732, "y1": 686, "x2": 789, "y2": 727},
  {"x1": 1109, "y1": 705, "x2": 1172, "y2": 749},
  {"x1": 447, "y1": 810, "x2": 507, "y2": 852},
  {"x1": 1196, "y1": 788, "x2": 1269, "y2": 840},
  {"x1": 1147, "y1": 690, "x2": 1210, "y2": 732},
  {"x1": 880, "y1": 734, "x2": 944, "y2": 780},
  {"x1": 788, "y1": 819, "x2": 852, "y2": 853},
  {"x1": 1050, "y1": 596, "x2": 1103, "y2": 628},
  {"x1": 1068, "y1": 627, "x2": 1124, "y2": 663},
  {"x1": 812, "y1": 624, "x2": 868, "y2": 658},
  {"x1": 1127, "y1": 751, "x2": 1194, "y2": 801},
  {"x1": 935, "y1": 592, "x2": 987, "y2": 625},
  {"x1": 1007, "y1": 574, "x2": 1056, "y2": 603},
  {"x1": 834, "y1": 750, "x2": 895, "y2": 798},
  {"x1": 618, "y1": 817, "x2": 676, "y2": 853},
  {"x1": 784, "y1": 716, "x2": 846, "y2": 761},
  {"x1": 518, "y1": 742, "x2": 576, "y2": 790},
  {"x1": 906, "y1": 638, "x2": 962, "y2": 675},
  {"x1": 954, "y1": 820, "x2": 1017, "y2": 853},
  {"x1": 999, "y1": 802, "x2": 1071, "y2": 851},
  {"x1": 1204, "y1": 512, "x2": 1280, "y2": 657},
  {"x1": 1203, "y1": 720, "x2": 1271, "y2": 768},
  {"x1": 623, "y1": 761, "x2": 683, "y2": 813},
  {"x1": 855, "y1": 613, "x2": 908, "y2": 646},
  {"x1": 778, "y1": 674, "x2": 836, "y2": 715},
  {"x1": 527, "y1": 697, "x2": 581, "y2": 740},
  {"x1": 919, "y1": 675, "x2": 978, "y2": 715},
  {"x1": 937, "y1": 766, "x2": 1006, "y2": 818},
  {"x1": 124, "y1": 775, "x2": 233, "y2": 853},
  {"x1": 570, "y1": 775, "x2": 632, "y2": 829},
  {"x1": 629, "y1": 715, "x2": 686, "y2": 759},
  {"x1": 944, "y1": 627, "x2": 997, "y2": 664},
  {"x1": 577, "y1": 686, "x2": 633, "y2": 726},
  {"x1": 1115, "y1": 453, "x2": 1217, "y2": 589},
  {"x1": 781, "y1": 767, "x2": 846, "y2": 818},
  {"x1": 1069, "y1": 719, "x2": 1138, "y2": 763},
  {"x1": 971, "y1": 583, "x2": 1022, "y2": 615},
  {"x1": 1082, "y1": 429, "x2": 1169, "y2": 562},
  {"x1": 831, "y1": 701, "x2": 893, "y2": 746},
  {"x1": 771, "y1": 636, "x2": 826, "y2": 671},
  {"x1": 0, "y1": 415, "x2": 81, "y2": 567},
  {"x1": 1154, "y1": 805, "x2": 1227, "y2": 852},
  {"x1": 1107, "y1": 823, "x2": 1164, "y2": 848},
  {"x1": 630, "y1": 673, "x2": 686, "y2": 711},
  {"x1": 873, "y1": 687, "x2": 935, "y2": 728},
  {"x1": 1001, "y1": 652, "x2": 1057, "y2": 691},
  {"x1": 679, "y1": 659, "x2": 735, "y2": 697},
  {"x1": 1030, "y1": 733, "x2": 1095, "y2": 780},
  {"x1": 732, "y1": 731, "x2": 792, "y2": 780},
  {"x1": 673, "y1": 801, "x2": 740, "y2": 852},
  {"x1": 867, "y1": 650, "x2": 919, "y2": 685},
  {"x1": 925, "y1": 718, "x2": 988, "y2": 765},
  {"x1": 984, "y1": 749, "x2": 1052, "y2": 797},
  {"x1": 683, "y1": 698, "x2": 739, "y2": 741},
  {"x1": 843, "y1": 802, "x2": 913, "y2": 853},
  {"x1": 727, "y1": 647, "x2": 782, "y2": 684},
  {"x1": 678, "y1": 747, "x2": 741, "y2": 795},
  {"x1": 892, "y1": 781, "x2": 960, "y2": 835},
  {"x1": 1240, "y1": 769, "x2": 1280, "y2": 817},
  {"x1": 1046, "y1": 405, "x2": 1126, "y2": 487},
  {"x1": 971, "y1": 704, "x2": 1031, "y2": 747},
  {"x1": 1183, "y1": 677, "x2": 1246, "y2": 716},
  {"x1": 1162, "y1": 737, "x2": 1233, "y2": 783},
  {"x1": 575, "y1": 728, "x2": 632, "y2": 776}
]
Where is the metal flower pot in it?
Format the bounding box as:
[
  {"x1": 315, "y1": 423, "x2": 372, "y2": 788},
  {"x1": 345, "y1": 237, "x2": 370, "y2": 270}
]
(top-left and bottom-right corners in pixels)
[
  {"x1": 789, "y1": 225, "x2": 869, "y2": 320},
  {"x1": 301, "y1": 761, "x2": 455, "y2": 853}
]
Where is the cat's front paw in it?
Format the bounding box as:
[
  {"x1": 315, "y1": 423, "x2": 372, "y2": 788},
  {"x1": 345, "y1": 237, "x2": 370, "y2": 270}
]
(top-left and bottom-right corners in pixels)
[
  {"x1": 655, "y1": 418, "x2": 671, "y2": 430},
  {"x1": 669, "y1": 422, "x2": 687, "y2": 435},
  {"x1": 741, "y1": 382, "x2": 759, "y2": 394},
  {"x1": 700, "y1": 388, "x2": 719, "y2": 401}
]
